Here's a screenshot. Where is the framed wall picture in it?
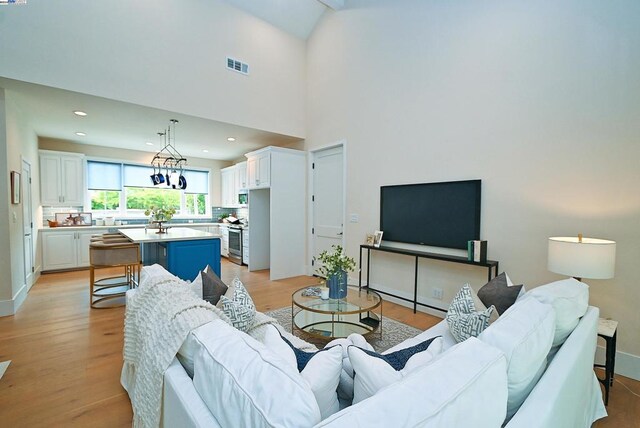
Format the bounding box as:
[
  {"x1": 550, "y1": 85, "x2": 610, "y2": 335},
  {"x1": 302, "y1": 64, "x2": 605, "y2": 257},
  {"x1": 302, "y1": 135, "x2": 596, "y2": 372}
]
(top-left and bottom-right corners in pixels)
[
  {"x1": 373, "y1": 230, "x2": 384, "y2": 248},
  {"x1": 10, "y1": 171, "x2": 20, "y2": 205}
]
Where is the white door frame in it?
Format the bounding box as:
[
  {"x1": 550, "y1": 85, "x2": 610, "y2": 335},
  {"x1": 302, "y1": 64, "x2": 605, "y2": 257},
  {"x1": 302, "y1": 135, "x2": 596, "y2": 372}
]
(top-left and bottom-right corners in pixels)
[
  {"x1": 307, "y1": 140, "x2": 347, "y2": 276},
  {"x1": 22, "y1": 156, "x2": 34, "y2": 290}
]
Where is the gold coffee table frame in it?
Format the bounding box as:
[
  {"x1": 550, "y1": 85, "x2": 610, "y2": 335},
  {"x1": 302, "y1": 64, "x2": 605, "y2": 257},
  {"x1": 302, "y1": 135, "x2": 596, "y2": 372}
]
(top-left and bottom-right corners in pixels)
[{"x1": 291, "y1": 286, "x2": 382, "y2": 340}]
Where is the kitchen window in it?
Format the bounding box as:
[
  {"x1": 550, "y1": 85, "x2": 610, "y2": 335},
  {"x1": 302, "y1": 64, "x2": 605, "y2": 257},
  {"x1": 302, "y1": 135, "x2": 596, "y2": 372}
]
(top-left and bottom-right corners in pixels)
[{"x1": 87, "y1": 160, "x2": 210, "y2": 218}]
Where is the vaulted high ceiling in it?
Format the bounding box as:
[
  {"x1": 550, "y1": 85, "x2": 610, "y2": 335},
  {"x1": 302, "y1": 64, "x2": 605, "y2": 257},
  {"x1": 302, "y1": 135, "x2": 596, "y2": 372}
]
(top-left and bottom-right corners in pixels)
[{"x1": 0, "y1": 0, "x2": 343, "y2": 160}]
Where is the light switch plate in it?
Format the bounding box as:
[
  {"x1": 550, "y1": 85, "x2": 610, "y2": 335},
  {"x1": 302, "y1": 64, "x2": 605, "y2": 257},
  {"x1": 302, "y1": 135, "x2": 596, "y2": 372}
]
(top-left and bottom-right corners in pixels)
[{"x1": 350, "y1": 213, "x2": 359, "y2": 223}]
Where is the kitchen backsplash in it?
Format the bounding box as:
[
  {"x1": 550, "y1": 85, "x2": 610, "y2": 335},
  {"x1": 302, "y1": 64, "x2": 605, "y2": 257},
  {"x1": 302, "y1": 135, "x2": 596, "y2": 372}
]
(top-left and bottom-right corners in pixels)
[
  {"x1": 42, "y1": 206, "x2": 84, "y2": 222},
  {"x1": 212, "y1": 207, "x2": 248, "y2": 222},
  {"x1": 43, "y1": 206, "x2": 249, "y2": 225}
]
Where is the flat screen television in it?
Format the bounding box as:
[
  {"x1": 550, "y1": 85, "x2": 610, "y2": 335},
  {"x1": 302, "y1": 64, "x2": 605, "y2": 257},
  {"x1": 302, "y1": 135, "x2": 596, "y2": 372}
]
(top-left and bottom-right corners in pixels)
[{"x1": 380, "y1": 179, "x2": 481, "y2": 250}]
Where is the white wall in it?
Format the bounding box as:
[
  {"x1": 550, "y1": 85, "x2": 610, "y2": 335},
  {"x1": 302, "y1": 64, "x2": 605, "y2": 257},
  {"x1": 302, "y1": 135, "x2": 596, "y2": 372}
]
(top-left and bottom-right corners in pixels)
[
  {"x1": 306, "y1": 0, "x2": 640, "y2": 371},
  {"x1": 0, "y1": 0, "x2": 307, "y2": 138},
  {"x1": 0, "y1": 89, "x2": 40, "y2": 316},
  {"x1": 38, "y1": 138, "x2": 231, "y2": 207}
]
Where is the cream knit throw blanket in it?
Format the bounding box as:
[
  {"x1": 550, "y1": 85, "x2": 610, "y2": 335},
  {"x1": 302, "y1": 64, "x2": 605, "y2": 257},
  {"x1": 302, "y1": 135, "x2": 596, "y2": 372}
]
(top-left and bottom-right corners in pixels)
[{"x1": 121, "y1": 273, "x2": 228, "y2": 428}]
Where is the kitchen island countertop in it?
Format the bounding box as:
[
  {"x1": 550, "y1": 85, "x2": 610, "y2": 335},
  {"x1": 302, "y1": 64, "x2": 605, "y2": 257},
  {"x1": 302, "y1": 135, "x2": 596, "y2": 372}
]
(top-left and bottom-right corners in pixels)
[{"x1": 119, "y1": 227, "x2": 221, "y2": 243}]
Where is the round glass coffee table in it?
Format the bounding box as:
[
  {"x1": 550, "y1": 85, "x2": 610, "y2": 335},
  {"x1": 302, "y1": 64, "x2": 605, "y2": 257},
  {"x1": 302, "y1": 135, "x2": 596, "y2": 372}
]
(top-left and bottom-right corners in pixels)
[{"x1": 291, "y1": 286, "x2": 382, "y2": 340}]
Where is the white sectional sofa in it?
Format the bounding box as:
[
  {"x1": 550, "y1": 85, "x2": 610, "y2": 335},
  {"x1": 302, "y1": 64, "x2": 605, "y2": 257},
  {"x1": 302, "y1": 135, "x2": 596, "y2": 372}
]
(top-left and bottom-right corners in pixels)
[{"x1": 125, "y1": 267, "x2": 607, "y2": 428}]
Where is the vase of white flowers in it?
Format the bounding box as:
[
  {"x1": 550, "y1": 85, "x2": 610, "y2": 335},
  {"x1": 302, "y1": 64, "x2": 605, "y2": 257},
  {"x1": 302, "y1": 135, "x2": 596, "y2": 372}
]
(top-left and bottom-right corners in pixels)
[{"x1": 315, "y1": 245, "x2": 356, "y2": 299}]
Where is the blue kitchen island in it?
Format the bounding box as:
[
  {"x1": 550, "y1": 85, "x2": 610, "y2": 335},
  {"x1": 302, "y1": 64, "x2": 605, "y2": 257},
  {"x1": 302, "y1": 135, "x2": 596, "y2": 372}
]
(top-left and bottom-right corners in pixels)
[{"x1": 119, "y1": 227, "x2": 221, "y2": 281}]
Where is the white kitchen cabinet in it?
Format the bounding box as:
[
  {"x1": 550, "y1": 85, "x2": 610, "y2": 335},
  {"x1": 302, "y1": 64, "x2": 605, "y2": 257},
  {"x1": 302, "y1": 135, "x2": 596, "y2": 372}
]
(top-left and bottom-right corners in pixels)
[
  {"x1": 42, "y1": 229, "x2": 95, "y2": 271},
  {"x1": 245, "y1": 150, "x2": 270, "y2": 189},
  {"x1": 39, "y1": 151, "x2": 84, "y2": 206},
  {"x1": 221, "y1": 162, "x2": 248, "y2": 206},
  {"x1": 77, "y1": 230, "x2": 94, "y2": 267},
  {"x1": 42, "y1": 231, "x2": 77, "y2": 270},
  {"x1": 242, "y1": 229, "x2": 249, "y2": 265},
  {"x1": 257, "y1": 153, "x2": 270, "y2": 188},
  {"x1": 236, "y1": 161, "x2": 248, "y2": 190},
  {"x1": 219, "y1": 224, "x2": 229, "y2": 257},
  {"x1": 220, "y1": 166, "x2": 237, "y2": 207},
  {"x1": 246, "y1": 157, "x2": 257, "y2": 190}
]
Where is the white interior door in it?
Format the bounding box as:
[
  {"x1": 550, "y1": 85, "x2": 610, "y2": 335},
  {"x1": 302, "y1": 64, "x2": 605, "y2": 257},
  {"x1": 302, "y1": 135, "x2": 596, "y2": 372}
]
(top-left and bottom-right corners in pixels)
[
  {"x1": 312, "y1": 145, "x2": 344, "y2": 273},
  {"x1": 22, "y1": 160, "x2": 34, "y2": 287}
]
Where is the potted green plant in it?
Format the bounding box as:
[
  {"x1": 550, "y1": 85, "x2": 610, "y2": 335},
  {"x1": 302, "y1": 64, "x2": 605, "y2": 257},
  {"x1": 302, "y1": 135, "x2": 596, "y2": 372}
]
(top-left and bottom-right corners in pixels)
[
  {"x1": 315, "y1": 245, "x2": 356, "y2": 299},
  {"x1": 144, "y1": 205, "x2": 176, "y2": 233}
]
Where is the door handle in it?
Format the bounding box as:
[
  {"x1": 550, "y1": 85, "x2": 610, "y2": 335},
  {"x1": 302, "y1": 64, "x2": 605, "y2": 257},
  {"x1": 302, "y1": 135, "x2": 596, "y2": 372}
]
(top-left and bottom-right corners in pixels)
[{"x1": 337, "y1": 232, "x2": 343, "y2": 236}]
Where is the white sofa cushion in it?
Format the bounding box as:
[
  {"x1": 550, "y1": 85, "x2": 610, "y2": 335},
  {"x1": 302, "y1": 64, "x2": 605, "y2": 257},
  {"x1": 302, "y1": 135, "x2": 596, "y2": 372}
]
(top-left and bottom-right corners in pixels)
[
  {"x1": 526, "y1": 278, "x2": 589, "y2": 348},
  {"x1": 348, "y1": 336, "x2": 444, "y2": 404},
  {"x1": 262, "y1": 325, "x2": 343, "y2": 419},
  {"x1": 478, "y1": 296, "x2": 555, "y2": 421},
  {"x1": 191, "y1": 320, "x2": 321, "y2": 428},
  {"x1": 317, "y1": 337, "x2": 508, "y2": 428}
]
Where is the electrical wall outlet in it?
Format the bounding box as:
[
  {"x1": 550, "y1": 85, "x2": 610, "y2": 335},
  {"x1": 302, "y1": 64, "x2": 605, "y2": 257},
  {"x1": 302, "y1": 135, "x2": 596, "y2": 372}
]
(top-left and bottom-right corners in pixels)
[{"x1": 432, "y1": 287, "x2": 443, "y2": 300}]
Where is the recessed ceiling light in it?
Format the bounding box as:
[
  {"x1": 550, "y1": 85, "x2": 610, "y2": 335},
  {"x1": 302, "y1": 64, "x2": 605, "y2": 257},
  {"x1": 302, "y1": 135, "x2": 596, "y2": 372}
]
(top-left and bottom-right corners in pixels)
[
  {"x1": 73, "y1": 110, "x2": 87, "y2": 117},
  {"x1": 146, "y1": 142, "x2": 154, "y2": 146},
  {"x1": 203, "y1": 149, "x2": 209, "y2": 153},
  {"x1": 227, "y1": 137, "x2": 236, "y2": 142},
  {"x1": 75, "y1": 132, "x2": 86, "y2": 136}
]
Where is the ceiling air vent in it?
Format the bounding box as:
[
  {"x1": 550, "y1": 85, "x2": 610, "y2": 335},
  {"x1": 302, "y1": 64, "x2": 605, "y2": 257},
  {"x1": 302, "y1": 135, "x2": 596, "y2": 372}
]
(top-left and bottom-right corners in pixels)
[{"x1": 226, "y1": 57, "x2": 249, "y2": 75}]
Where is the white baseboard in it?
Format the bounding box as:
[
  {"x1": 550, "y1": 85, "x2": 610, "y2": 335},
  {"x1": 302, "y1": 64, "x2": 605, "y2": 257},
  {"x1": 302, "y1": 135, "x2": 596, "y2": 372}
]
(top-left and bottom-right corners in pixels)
[
  {"x1": 360, "y1": 281, "x2": 446, "y2": 319},
  {"x1": 595, "y1": 345, "x2": 640, "y2": 381},
  {"x1": 0, "y1": 283, "x2": 29, "y2": 317}
]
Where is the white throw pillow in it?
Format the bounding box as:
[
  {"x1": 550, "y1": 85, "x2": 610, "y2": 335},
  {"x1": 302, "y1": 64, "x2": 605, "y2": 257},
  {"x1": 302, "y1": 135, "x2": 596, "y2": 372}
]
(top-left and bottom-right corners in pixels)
[
  {"x1": 177, "y1": 331, "x2": 199, "y2": 377},
  {"x1": 263, "y1": 325, "x2": 343, "y2": 419},
  {"x1": 192, "y1": 320, "x2": 321, "y2": 427},
  {"x1": 478, "y1": 296, "x2": 555, "y2": 421},
  {"x1": 323, "y1": 333, "x2": 376, "y2": 402},
  {"x1": 348, "y1": 336, "x2": 444, "y2": 404},
  {"x1": 526, "y1": 278, "x2": 589, "y2": 348},
  {"x1": 315, "y1": 338, "x2": 508, "y2": 428}
]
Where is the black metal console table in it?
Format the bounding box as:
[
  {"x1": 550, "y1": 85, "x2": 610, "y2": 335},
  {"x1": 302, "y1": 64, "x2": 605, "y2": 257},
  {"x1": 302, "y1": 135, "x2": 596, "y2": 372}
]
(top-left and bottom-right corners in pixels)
[{"x1": 358, "y1": 244, "x2": 499, "y2": 314}]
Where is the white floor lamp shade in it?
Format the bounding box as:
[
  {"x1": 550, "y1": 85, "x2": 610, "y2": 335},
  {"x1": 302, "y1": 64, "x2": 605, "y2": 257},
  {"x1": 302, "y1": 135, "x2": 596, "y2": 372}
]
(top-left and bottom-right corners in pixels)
[{"x1": 548, "y1": 236, "x2": 616, "y2": 280}]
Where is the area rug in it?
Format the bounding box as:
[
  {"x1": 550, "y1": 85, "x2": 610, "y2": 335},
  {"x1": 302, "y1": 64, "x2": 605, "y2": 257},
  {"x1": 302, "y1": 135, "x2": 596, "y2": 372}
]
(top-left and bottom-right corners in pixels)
[
  {"x1": 0, "y1": 360, "x2": 10, "y2": 380},
  {"x1": 266, "y1": 307, "x2": 422, "y2": 352}
]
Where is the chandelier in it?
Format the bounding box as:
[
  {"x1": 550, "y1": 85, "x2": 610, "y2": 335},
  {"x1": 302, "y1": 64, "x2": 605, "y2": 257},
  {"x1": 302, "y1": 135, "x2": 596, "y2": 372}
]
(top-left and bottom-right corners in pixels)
[{"x1": 150, "y1": 119, "x2": 188, "y2": 190}]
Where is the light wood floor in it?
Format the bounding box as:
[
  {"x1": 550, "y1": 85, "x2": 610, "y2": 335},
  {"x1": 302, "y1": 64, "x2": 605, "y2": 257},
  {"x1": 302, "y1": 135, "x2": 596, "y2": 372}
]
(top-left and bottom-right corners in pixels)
[{"x1": 0, "y1": 260, "x2": 637, "y2": 427}]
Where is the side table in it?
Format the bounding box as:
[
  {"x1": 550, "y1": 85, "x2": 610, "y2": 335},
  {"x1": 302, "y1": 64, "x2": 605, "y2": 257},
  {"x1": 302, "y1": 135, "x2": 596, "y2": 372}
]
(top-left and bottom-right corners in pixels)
[{"x1": 594, "y1": 318, "x2": 618, "y2": 406}]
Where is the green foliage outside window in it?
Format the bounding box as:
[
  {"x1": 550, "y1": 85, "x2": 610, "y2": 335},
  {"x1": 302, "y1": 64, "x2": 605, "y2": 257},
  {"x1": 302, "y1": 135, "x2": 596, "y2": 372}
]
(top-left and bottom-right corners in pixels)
[
  {"x1": 185, "y1": 193, "x2": 207, "y2": 215},
  {"x1": 89, "y1": 187, "x2": 207, "y2": 217},
  {"x1": 126, "y1": 187, "x2": 181, "y2": 211},
  {"x1": 90, "y1": 190, "x2": 121, "y2": 211}
]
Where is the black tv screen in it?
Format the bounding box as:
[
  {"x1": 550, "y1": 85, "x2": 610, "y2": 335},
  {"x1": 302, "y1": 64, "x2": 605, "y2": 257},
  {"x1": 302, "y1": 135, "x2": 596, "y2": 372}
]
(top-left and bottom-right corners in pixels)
[{"x1": 380, "y1": 180, "x2": 481, "y2": 250}]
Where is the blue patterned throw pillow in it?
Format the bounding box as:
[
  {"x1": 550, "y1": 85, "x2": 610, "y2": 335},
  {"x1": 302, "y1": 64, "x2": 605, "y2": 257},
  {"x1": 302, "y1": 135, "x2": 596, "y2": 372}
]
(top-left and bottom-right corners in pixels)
[
  {"x1": 359, "y1": 336, "x2": 441, "y2": 371},
  {"x1": 446, "y1": 283, "x2": 495, "y2": 343},
  {"x1": 218, "y1": 278, "x2": 256, "y2": 332}
]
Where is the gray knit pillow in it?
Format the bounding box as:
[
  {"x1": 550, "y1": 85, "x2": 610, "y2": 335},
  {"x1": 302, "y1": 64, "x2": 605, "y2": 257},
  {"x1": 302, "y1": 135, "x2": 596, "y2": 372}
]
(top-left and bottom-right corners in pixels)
[
  {"x1": 477, "y1": 273, "x2": 523, "y2": 315},
  {"x1": 446, "y1": 284, "x2": 495, "y2": 343},
  {"x1": 201, "y1": 266, "x2": 228, "y2": 306}
]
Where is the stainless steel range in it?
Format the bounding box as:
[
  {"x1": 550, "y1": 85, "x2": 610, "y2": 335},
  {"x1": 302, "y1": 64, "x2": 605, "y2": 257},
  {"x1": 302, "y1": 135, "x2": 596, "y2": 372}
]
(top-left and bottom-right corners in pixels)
[{"x1": 227, "y1": 225, "x2": 243, "y2": 265}]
